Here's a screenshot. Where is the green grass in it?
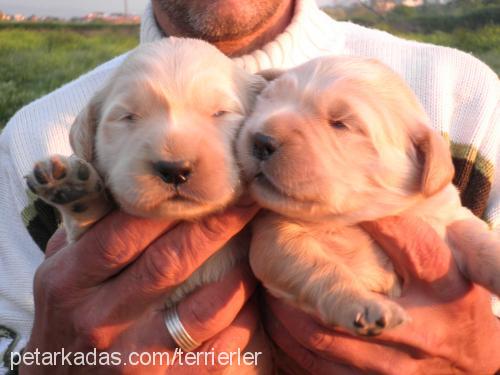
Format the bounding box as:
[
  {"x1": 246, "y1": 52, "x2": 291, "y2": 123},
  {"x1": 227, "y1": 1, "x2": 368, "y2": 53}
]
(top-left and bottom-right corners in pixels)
[{"x1": 0, "y1": 25, "x2": 139, "y2": 128}]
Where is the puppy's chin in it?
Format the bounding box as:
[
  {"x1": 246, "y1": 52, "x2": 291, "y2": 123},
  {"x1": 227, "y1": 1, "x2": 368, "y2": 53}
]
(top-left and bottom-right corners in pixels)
[
  {"x1": 116, "y1": 193, "x2": 236, "y2": 220},
  {"x1": 249, "y1": 174, "x2": 330, "y2": 221}
]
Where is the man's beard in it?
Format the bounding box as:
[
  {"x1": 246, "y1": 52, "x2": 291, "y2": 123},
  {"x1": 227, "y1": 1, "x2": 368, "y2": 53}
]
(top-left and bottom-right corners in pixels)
[{"x1": 156, "y1": 0, "x2": 283, "y2": 42}]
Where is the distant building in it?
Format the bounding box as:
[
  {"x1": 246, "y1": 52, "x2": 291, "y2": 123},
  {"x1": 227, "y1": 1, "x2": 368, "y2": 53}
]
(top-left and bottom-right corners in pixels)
[
  {"x1": 79, "y1": 11, "x2": 104, "y2": 22},
  {"x1": 12, "y1": 14, "x2": 25, "y2": 21},
  {"x1": 75, "y1": 11, "x2": 139, "y2": 24},
  {"x1": 0, "y1": 9, "x2": 140, "y2": 24},
  {"x1": 107, "y1": 12, "x2": 141, "y2": 24},
  {"x1": 399, "y1": 0, "x2": 424, "y2": 6}
]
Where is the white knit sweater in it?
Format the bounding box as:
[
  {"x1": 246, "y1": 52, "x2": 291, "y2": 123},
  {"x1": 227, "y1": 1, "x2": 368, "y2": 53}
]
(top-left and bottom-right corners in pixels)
[{"x1": 0, "y1": 0, "x2": 498, "y2": 370}]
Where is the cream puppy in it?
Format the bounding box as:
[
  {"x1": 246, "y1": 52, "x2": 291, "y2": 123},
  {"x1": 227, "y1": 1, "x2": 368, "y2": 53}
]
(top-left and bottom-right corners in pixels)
[
  {"x1": 237, "y1": 56, "x2": 500, "y2": 336},
  {"x1": 26, "y1": 38, "x2": 266, "y2": 306}
]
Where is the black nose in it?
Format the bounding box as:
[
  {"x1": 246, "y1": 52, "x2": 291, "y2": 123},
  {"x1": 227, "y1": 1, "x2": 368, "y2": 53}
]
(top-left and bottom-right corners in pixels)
[
  {"x1": 253, "y1": 132, "x2": 278, "y2": 161},
  {"x1": 153, "y1": 160, "x2": 192, "y2": 185}
]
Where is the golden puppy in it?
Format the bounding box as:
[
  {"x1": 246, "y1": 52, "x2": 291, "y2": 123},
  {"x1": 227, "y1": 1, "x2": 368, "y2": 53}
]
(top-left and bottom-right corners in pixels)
[
  {"x1": 237, "y1": 56, "x2": 500, "y2": 335},
  {"x1": 26, "y1": 38, "x2": 266, "y2": 307}
]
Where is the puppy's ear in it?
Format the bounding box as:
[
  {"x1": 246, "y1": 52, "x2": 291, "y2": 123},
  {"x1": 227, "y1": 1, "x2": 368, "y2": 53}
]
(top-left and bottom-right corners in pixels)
[
  {"x1": 257, "y1": 68, "x2": 285, "y2": 82},
  {"x1": 69, "y1": 89, "x2": 106, "y2": 162},
  {"x1": 413, "y1": 125, "x2": 454, "y2": 196},
  {"x1": 239, "y1": 74, "x2": 268, "y2": 115},
  {"x1": 249, "y1": 74, "x2": 268, "y2": 95},
  {"x1": 241, "y1": 69, "x2": 285, "y2": 112}
]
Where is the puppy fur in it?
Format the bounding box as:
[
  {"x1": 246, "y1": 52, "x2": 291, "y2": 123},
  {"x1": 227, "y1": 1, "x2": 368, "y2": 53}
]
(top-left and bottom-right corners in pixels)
[
  {"x1": 27, "y1": 38, "x2": 267, "y2": 309},
  {"x1": 237, "y1": 56, "x2": 500, "y2": 335}
]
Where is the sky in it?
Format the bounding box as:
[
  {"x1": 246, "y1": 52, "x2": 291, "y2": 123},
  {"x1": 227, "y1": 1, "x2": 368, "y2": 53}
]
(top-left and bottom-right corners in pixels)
[
  {"x1": 0, "y1": 0, "x2": 150, "y2": 18},
  {"x1": 0, "y1": 1, "x2": 334, "y2": 18}
]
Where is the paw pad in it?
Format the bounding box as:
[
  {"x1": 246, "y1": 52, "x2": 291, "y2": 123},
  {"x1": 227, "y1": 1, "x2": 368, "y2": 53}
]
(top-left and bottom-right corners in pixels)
[
  {"x1": 77, "y1": 162, "x2": 90, "y2": 181},
  {"x1": 26, "y1": 155, "x2": 102, "y2": 207}
]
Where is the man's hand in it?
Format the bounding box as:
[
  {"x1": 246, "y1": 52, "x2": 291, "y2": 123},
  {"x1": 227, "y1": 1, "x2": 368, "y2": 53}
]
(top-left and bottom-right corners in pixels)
[
  {"x1": 265, "y1": 216, "x2": 500, "y2": 375},
  {"x1": 22, "y1": 204, "x2": 261, "y2": 374}
]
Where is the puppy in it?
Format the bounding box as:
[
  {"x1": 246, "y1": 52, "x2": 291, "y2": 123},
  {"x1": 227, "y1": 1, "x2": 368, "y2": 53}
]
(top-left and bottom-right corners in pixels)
[
  {"x1": 237, "y1": 56, "x2": 500, "y2": 336},
  {"x1": 26, "y1": 37, "x2": 266, "y2": 307}
]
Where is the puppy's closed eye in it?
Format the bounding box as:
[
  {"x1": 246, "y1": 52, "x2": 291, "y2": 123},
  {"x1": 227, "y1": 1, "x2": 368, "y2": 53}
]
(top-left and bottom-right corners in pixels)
[
  {"x1": 104, "y1": 105, "x2": 142, "y2": 124},
  {"x1": 212, "y1": 110, "x2": 229, "y2": 118},
  {"x1": 120, "y1": 113, "x2": 141, "y2": 122},
  {"x1": 329, "y1": 120, "x2": 348, "y2": 130}
]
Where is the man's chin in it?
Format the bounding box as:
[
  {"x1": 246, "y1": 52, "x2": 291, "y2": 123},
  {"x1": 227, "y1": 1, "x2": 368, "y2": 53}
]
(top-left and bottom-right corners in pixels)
[{"x1": 156, "y1": 0, "x2": 281, "y2": 42}]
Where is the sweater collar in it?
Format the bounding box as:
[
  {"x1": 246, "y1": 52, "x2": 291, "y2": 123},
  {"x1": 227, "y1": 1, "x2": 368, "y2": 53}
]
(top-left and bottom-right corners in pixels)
[{"x1": 139, "y1": 0, "x2": 344, "y2": 72}]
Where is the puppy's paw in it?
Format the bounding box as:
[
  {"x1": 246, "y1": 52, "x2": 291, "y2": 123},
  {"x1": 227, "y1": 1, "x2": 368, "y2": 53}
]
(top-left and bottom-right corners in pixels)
[
  {"x1": 351, "y1": 298, "x2": 409, "y2": 336},
  {"x1": 25, "y1": 155, "x2": 103, "y2": 213},
  {"x1": 327, "y1": 295, "x2": 409, "y2": 336}
]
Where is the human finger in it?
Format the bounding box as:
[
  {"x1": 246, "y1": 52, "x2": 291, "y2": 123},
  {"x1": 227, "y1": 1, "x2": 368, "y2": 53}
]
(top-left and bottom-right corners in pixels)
[
  {"x1": 178, "y1": 262, "x2": 257, "y2": 344},
  {"x1": 193, "y1": 298, "x2": 260, "y2": 373},
  {"x1": 97, "y1": 261, "x2": 257, "y2": 341},
  {"x1": 266, "y1": 294, "x2": 416, "y2": 375},
  {"x1": 199, "y1": 297, "x2": 259, "y2": 353},
  {"x1": 264, "y1": 304, "x2": 364, "y2": 375},
  {"x1": 112, "y1": 204, "x2": 259, "y2": 304},
  {"x1": 361, "y1": 216, "x2": 462, "y2": 291},
  {"x1": 141, "y1": 300, "x2": 260, "y2": 374},
  {"x1": 45, "y1": 227, "x2": 67, "y2": 258},
  {"x1": 65, "y1": 209, "x2": 178, "y2": 287}
]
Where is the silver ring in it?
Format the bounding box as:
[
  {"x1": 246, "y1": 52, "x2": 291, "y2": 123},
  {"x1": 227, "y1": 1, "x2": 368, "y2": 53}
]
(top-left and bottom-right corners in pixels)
[{"x1": 164, "y1": 305, "x2": 201, "y2": 351}]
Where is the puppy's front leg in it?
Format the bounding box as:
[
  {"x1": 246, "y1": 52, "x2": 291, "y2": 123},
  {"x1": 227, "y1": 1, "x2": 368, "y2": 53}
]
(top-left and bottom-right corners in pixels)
[
  {"x1": 26, "y1": 155, "x2": 112, "y2": 242},
  {"x1": 251, "y1": 216, "x2": 409, "y2": 336}
]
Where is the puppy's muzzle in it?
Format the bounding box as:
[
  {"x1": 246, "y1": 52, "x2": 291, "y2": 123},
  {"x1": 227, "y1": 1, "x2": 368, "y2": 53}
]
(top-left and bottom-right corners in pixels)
[
  {"x1": 253, "y1": 133, "x2": 278, "y2": 161},
  {"x1": 153, "y1": 160, "x2": 192, "y2": 185}
]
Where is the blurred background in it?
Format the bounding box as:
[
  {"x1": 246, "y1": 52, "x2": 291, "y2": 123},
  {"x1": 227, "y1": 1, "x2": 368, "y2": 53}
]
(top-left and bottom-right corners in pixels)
[{"x1": 0, "y1": 0, "x2": 498, "y2": 129}]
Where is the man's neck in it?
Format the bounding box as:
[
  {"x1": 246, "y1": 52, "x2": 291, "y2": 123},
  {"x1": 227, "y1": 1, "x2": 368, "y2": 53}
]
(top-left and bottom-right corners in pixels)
[{"x1": 153, "y1": 0, "x2": 295, "y2": 57}]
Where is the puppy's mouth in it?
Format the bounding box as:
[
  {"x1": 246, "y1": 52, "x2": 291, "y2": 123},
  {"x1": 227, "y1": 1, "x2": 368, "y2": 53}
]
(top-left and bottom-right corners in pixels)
[
  {"x1": 168, "y1": 194, "x2": 194, "y2": 203},
  {"x1": 251, "y1": 172, "x2": 296, "y2": 201},
  {"x1": 150, "y1": 173, "x2": 204, "y2": 205},
  {"x1": 251, "y1": 172, "x2": 320, "y2": 206},
  {"x1": 250, "y1": 172, "x2": 329, "y2": 220},
  {"x1": 165, "y1": 190, "x2": 204, "y2": 205},
  {"x1": 250, "y1": 172, "x2": 311, "y2": 206}
]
